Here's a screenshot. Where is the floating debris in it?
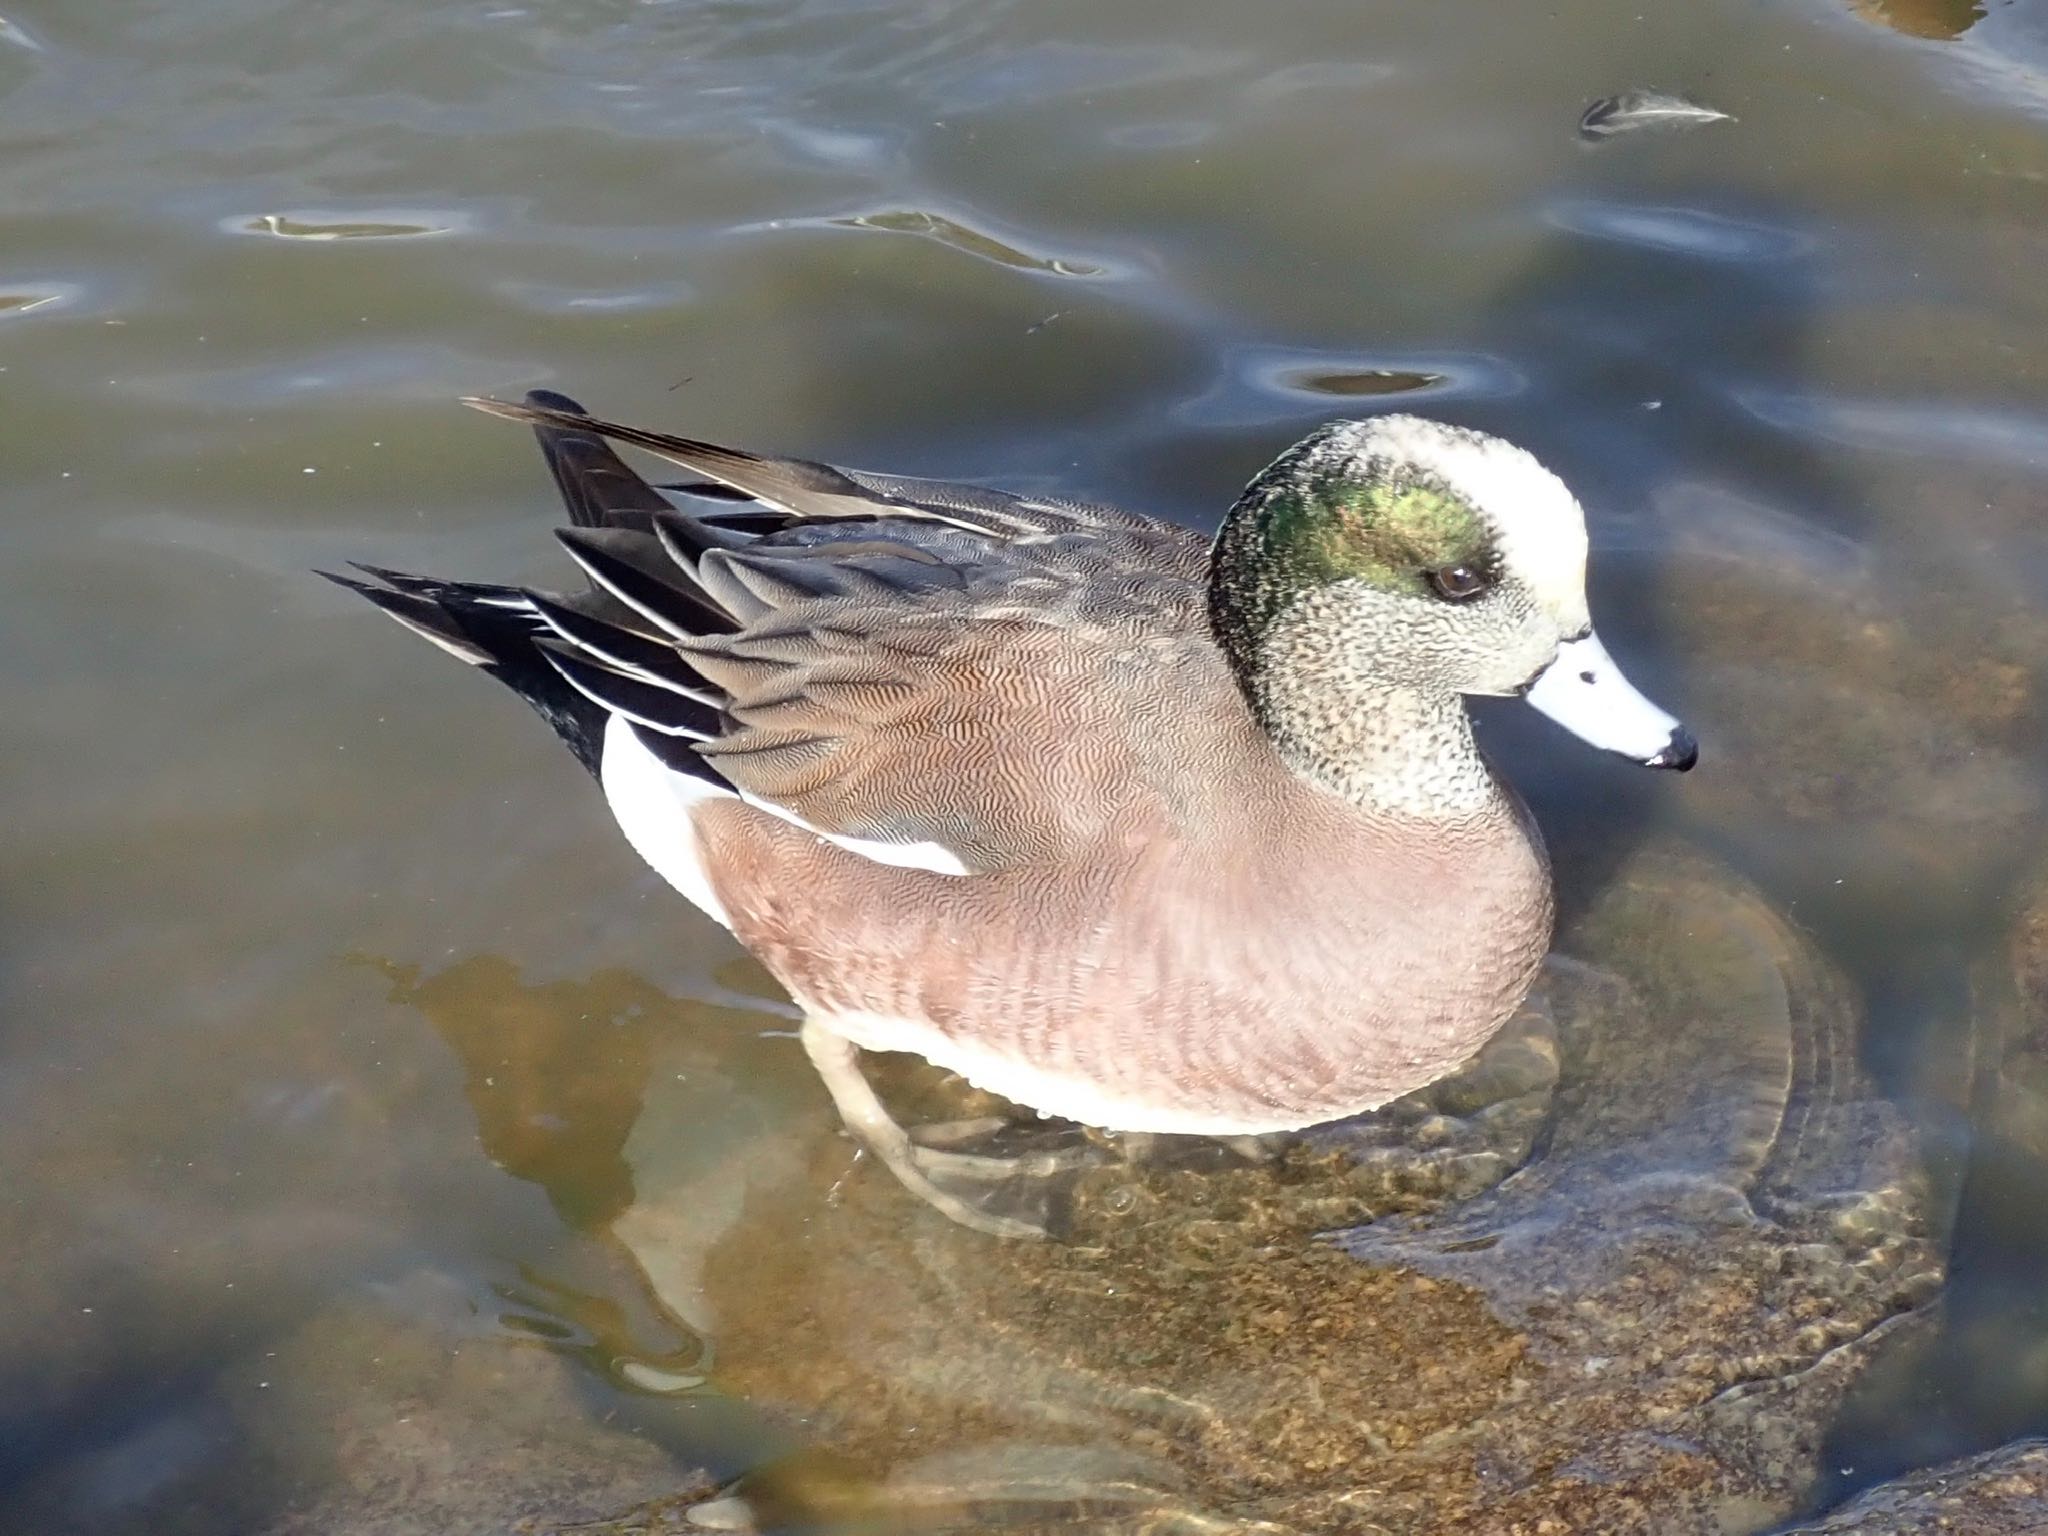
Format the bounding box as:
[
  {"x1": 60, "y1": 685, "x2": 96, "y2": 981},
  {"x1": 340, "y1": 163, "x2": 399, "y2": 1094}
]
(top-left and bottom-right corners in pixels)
[{"x1": 1578, "y1": 90, "x2": 1734, "y2": 142}]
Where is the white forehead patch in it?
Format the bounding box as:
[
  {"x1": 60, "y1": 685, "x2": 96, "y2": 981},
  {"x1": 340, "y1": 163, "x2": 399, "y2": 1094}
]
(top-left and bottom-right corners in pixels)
[{"x1": 1354, "y1": 415, "x2": 1591, "y2": 629}]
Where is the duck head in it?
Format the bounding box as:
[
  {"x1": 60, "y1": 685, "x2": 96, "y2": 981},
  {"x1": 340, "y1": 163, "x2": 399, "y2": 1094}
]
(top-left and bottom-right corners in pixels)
[{"x1": 1209, "y1": 416, "x2": 1695, "y2": 798}]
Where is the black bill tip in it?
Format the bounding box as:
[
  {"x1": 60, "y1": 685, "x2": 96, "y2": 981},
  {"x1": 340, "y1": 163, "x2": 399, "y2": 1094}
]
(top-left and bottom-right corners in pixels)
[{"x1": 1648, "y1": 725, "x2": 1699, "y2": 772}]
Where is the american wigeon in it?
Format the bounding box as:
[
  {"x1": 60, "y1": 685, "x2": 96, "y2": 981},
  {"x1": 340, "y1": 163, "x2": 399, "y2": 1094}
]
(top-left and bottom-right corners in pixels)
[{"x1": 330, "y1": 391, "x2": 1695, "y2": 1237}]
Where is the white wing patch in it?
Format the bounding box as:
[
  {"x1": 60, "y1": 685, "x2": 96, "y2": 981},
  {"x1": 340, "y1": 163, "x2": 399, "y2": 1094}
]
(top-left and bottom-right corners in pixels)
[
  {"x1": 600, "y1": 716, "x2": 969, "y2": 930},
  {"x1": 768, "y1": 808, "x2": 971, "y2": 876}
]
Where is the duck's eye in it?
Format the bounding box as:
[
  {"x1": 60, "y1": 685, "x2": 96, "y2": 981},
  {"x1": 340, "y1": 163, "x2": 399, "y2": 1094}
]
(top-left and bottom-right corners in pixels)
[{"x1": 1427, "y1": 563, "x2": 1490, "y2": 602}]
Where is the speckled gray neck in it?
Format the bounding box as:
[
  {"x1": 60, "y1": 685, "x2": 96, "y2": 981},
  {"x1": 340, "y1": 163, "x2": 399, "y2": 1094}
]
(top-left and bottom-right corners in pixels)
[{"x1": 1247, "y1": 586, "x2": 1502, "y2": 822}]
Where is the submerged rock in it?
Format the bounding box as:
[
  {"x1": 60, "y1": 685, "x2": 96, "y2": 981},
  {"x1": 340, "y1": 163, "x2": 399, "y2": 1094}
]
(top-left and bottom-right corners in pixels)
[
  {"x1": 1782, "y1": 1439, "x2": 2048, "y2": 1534},
  {"x1": 592, "y1": 843, "x2": 1951, "y2": 1534}
]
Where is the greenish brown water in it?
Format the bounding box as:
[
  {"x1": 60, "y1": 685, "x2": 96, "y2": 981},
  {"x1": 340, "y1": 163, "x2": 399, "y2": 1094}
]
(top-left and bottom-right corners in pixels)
[{"x1": 3, "y1": 0, "x2": 2048, "y2": 1529}]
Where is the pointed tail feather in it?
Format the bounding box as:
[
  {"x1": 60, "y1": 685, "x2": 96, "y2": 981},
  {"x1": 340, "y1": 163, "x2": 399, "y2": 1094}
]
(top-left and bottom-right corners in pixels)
[
  {"x1": 523, "y1": 388, "x2": 678, "y2": 530},
  {"x1": 322, "y1": 567, "x2": 612, "y2": 775},
  {"x1": 326, "y1": 390, "x2": 753, "y2": 787}
]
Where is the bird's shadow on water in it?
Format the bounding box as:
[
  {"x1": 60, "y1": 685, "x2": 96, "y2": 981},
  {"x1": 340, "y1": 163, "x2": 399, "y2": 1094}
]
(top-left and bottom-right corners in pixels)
[{"x1": 1460, "y1": 179, "x2": 2048, "y2": 1508}]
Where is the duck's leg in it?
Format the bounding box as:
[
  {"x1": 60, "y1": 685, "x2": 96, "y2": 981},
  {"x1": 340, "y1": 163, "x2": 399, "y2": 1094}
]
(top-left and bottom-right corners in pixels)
[{"x1": 799, "y1": 1018, "x2": 1093, "y2": 1240}]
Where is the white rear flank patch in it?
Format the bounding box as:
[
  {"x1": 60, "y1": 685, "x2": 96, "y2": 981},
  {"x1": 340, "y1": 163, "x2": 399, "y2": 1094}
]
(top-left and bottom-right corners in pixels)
[
  {"x1": 601, "y1": 714, "x2": 738, "y2": 929},
  {"x1": 600, "y1": 717, "x2": 971, "y2": 929}
]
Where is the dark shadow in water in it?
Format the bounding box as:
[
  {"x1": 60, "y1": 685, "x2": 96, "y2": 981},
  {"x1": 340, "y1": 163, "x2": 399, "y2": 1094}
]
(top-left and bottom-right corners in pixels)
[
  {"x1": 0, "y1": 1292, "x2": 311, "y2": 1533},
  {"x1": 1816, "y1": 884, "x2": 2048, "y2": 1503},
  {"x1": 0, "y1": 956, "x2": 772, "y2": 1535},
  {"x1": 1813, "y1": 1130, "x2": 2048, "y2": 1505}
]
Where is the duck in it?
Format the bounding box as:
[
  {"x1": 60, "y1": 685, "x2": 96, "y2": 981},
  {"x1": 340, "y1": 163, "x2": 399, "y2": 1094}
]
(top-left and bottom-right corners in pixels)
[{"x1": 328, "y1": 390, "x2": 1696, "y2": 1238}]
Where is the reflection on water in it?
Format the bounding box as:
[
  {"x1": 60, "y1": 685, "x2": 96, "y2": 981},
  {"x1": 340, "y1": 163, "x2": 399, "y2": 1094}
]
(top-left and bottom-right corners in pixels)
[
  {"x1": 371, "y1": 955, "x2": 713, "y2": 1392},
  {"x1": 1544, "y1": 199, "x2": 1815, "y2": 262},
  {"x1": 0, "y1": 280, "x2": 76, "y2": 314},
  {"x1": 4, "y1": 0, "x2": 2048, "y2": 1529},
  {"x1": 379, "y1": 956, "x2": 661, "y2": 1229}
]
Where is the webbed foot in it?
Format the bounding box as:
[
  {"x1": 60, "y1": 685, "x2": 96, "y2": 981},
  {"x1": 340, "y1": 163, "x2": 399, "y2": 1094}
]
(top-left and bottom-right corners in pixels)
[{"x1": 801, "y1": 1018, "x2": 1101, "y2": 1239}]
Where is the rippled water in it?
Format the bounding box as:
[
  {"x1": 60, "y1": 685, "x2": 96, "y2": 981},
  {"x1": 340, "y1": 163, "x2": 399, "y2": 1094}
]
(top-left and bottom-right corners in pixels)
[{"x1": 4, "y1": 0, "x2": 2048, "y2": 1530}]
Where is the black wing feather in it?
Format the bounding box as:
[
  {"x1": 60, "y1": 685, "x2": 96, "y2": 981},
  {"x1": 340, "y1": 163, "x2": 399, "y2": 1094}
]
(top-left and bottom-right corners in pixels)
[
  {"x1": 556, "y1": 526, "x2": 738, "y2": 638},
  {"x1": 536, "y1": 639, "x2": 723, "y2": 739},
  {"x1": 526, "y1": 588, "x2": 720, "y2": 688}
]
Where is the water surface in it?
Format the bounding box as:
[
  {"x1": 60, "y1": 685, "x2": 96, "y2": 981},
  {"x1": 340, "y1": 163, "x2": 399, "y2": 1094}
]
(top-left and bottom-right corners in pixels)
[{"x1": 3, "y1": 0, "x2": 2048, "y2": 1529}]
